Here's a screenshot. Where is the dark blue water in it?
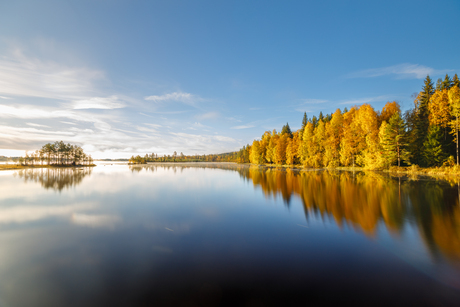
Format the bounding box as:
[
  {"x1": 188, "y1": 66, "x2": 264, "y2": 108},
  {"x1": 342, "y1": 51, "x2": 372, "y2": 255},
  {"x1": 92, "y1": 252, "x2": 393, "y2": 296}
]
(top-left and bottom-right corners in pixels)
[{"x1": 1, "y1": 163, "x2": 460, "y2": 306}]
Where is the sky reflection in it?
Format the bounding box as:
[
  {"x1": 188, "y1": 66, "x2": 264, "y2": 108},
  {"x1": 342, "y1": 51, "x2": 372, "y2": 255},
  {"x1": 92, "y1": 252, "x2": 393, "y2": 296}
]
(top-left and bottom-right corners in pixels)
[{"x1": 0, "y1": 164, "x2": 460, "y2": 306}]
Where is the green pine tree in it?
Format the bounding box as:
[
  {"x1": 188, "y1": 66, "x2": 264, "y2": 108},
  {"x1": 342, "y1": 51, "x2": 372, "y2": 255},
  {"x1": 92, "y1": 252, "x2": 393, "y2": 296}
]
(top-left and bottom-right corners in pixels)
[
  {"x1": 436, "y1": 78, "x2": 443, "y2": 91},
  {"x1": 423, "y1": 125, "x2": 445, "y2": 166},
  {"x1": 380, "y1": 112, "x2": 410, "y2": 167},
  {"x1": 442, "y1": 74, "x2": 452, "y2": 90},
  {"x1": 300, "y1": 112, "x2": 307, "y2": 140},
  {"x1": 453, "y1": 74, "x2": 460, "y2": 88},
  {"x1": 311, "y1": 115, "x2": 318, "y2": 127},
  {"x1": 318, "y1": 111, "x2": 324, "y2": 122},
  {"x1": 281, "y1": 122, "x2": 293, "y2": 138},
  {"x1": 413, "y1": 75, "x2": 434, "y2": 166}
]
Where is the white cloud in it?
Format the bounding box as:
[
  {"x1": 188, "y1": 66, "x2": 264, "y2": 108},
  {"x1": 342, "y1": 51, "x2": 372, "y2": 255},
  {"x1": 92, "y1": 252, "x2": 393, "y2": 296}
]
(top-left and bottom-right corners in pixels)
[
  {"x1": 60, "y1": 121, "x2": 77, "y2": 125},
  {"x1": 339, "y1": 95, "x2": 395, "y2": 105},
  {"x1": 186, "y1": 122, "x2": 212, "y2": 131},
  {"x1": 145, "y1": 91, "x2": 202, "y2": 106},
  {"x1": 0, "y1": 49, "x2": 104, "y2": 99},
  {"x1": 347, "y1": 63, "x2": 449, "y2": 79},
  {"x1": 145, "y1": 123, "x2": 162, "y2": 128},
  {"x1": 26, "y1": 122, "x2": 50, "y2": 128},
  {"x1": 72, "y1": 96, "x2": 126, "y2": 109},
  {"x1": 231, "y1": 124, "x2": 255, "y2": 129}
]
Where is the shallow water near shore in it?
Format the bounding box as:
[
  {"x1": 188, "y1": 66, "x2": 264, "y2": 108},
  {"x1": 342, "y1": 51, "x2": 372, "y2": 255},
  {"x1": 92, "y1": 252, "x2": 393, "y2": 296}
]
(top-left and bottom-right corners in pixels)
[{"x1": 1, "y1": 162, "x2": 460, "y2": 306}]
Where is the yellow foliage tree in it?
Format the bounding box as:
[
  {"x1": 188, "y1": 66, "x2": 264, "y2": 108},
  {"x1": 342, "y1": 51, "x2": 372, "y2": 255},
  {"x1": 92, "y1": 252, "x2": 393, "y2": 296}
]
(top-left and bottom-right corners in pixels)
[
  {"x1": 311, "y1": 120, "x2": 326, "y2": 167},
  {"x1": 274, "y1": 133, "x2": 288, "y2": 165},
  {"x1": 286, "y1": 131, "x2": 300, "y2": 165},
  {"x1": 324, "y1": 109, "x2": 343, "y2": 167},
  {"x1": 355, "y1": 104, "x2": 383, "y2": 169},
  {"x1": 340, "y1": 107, "x2": 363, "y2": 167},
  {"x1": 299, "y1": 122, "x2": 315, "y2": 167}
]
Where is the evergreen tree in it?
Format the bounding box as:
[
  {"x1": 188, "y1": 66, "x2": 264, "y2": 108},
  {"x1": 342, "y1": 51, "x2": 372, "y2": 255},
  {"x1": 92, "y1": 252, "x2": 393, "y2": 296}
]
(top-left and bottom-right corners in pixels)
[
  {"x1": 300, "y1": 112, "x2": 307, "y2": 140},
  {"x1": 423, "y1": 125, "x2": 445, "y2": 166},
  {"x1": 281, "y1": 122, "x2": 293, "y2": 138},
  {"x1": 442, "y1": 74, "x2": 452, "y2": 90},
  {"x1": 311, "y1": 115, "x2": 318, "y2": 127},
  {"x1": 449, "y1": 86, "x2": 460, "y2": 165},
  {"x1": 436, "y1": 78, "x2": 443, "y2": 91},
  {"x1": 453, "y1": 74, "x2": 460, "y2": 88},
  {"x1": 318, "y1": 111, "x2": 324, "y2": 121},
  {"x1": 379, "y1": 113, "x2": 410, "y2": 167},
  {"x1": 413, "y1": 75, "x2": 434, "y2": 166}
]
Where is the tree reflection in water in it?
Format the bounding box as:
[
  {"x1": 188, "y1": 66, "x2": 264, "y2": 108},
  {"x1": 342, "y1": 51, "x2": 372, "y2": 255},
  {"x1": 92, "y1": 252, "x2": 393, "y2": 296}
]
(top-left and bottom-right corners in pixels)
[
  {"x1": 125, "y1": 163, "x2": 460, "y2": 265},
  {"x1": 14, "y1": 167, "x2": 93, "y2": 192},
  {"x1": 238, "y1": 167, "x2": 460, "y2": 266}
]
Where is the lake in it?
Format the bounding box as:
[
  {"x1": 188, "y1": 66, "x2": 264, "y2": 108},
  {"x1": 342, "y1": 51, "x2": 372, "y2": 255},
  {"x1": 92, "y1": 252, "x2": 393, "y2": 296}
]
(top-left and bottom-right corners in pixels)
[{"x1": 1, "y1": 162, "x2": 460, "y2": 306}]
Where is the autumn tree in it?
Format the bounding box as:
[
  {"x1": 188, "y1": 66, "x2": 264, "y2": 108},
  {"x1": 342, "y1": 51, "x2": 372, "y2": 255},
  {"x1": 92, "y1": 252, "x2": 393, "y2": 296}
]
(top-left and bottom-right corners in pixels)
[
  {"x1": 299, "y1": 122, "x2": 315, "y2": 166},
  {"x1": 340, "y1": 107, "x2": 362, "y2": 167},
  {"x1": 324, "y1": 109, "x2": 343, "y2": 167},
  {"x1": 379, "y1": 101, "x2": 401, "y2": 125},
  {"x1": 355, "y1": 104, "x2": 382, "y2": 169},
  {"x1": 311, "y1": 120, "x2": 326, "y2": 167},
  {"x1": 274, "y1": 133, "x2": 288, "y2": 165},
  {"x1": 250, "y1": 140, "x2": 264, "y2": 164},
  {"x1": 286, "y1": 131, "x2": 300, "y2": 165}
]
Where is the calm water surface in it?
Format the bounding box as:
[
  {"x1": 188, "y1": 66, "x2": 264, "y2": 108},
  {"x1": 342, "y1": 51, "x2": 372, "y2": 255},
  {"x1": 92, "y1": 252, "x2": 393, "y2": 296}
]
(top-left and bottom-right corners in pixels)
[{"x1": 1, "y1": 162, "x2": 460, "y2": 306}]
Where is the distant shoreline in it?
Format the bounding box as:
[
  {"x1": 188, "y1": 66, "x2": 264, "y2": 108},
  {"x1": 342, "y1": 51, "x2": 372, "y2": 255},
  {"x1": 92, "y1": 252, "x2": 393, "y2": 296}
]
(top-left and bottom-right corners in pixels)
[{"x1": 0, "y1": 164, "x2": 96, "y2": 171}]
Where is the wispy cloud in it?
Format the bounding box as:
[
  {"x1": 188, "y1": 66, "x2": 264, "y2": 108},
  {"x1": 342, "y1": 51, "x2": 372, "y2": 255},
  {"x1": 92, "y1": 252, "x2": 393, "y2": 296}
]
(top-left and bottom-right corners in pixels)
[
  {"x1": 186, "y1": 122, "x2": 212, "y2": 131},
  {"x1": 231, "y1": 124, "x2": 255, "y2": 129},
  {"x1": 347, "y1": 63, "x2": 450, "y2": 79},
  {"x1": 0, "y1": 49, "x2": 105, "y2": 99},
  {"x1": 145, "y1": 91, "x2": 203, "y2": 106},
  {"x1": 339, "y1": 95, "x2": 396, "y2": 105},
  {"x1": 26, "y1": 123, "x2": 50, "y2": 128},
  {"x1": 72, "y1": 96, "x2": 126, "y2": 109}
]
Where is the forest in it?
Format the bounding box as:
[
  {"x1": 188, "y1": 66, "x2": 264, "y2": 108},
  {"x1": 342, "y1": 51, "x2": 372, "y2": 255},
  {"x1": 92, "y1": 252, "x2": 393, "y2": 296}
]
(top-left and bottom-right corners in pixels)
[{"x1": 233, "y1": 74, "x2": 460, "y2": 170}]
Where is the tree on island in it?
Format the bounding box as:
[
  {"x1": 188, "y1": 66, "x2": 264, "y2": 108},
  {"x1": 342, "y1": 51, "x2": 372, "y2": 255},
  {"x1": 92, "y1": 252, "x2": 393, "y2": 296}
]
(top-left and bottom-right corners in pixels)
[{"x1": 16, "y1": 141, "x2": 93, "y2": 166}]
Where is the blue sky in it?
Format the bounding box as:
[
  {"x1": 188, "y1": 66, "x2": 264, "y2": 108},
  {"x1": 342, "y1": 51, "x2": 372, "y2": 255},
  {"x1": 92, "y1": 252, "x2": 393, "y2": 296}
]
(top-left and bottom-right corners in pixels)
[{"x1": 0, "y1": 0, "x2": 459, "y2": 158}]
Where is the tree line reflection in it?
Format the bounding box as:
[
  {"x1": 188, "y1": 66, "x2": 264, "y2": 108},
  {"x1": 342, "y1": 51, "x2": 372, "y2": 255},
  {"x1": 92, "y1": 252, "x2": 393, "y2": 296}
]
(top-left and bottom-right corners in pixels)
[
  {"x1": 15, "y1": 167, "x2": 93, "y2": 191},
  {"x1": 18, "y1": 163, "x2": 460, "y2": 264},
  {"x1": 236, "y1": 167, "x2": 460, "y2": 265}
]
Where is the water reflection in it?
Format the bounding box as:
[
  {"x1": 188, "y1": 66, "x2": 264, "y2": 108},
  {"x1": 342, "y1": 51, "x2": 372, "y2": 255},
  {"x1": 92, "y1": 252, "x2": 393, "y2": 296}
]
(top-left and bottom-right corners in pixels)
[
  {"x1": 2, "y1": 163, "x2": 460, "y2": 306},
  {"x1": 237, "y1": 167, "x2": 460, "y2": 266},
  {"x1": 14, "y1": 167, "x2": 93, "y2": 191}
]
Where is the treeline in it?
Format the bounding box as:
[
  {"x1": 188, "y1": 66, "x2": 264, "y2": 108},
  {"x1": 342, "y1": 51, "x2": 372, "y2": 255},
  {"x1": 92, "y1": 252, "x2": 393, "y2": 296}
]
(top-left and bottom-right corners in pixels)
[
  {"x1": 129, "y1": 151, "x2": 237, "y2": 164},
  {"x1": 16, "y1": 141, "x2": 94, "y2": 166},
  {"x1": 235, "y1": 74, "x2": 460, "y2": 169}
]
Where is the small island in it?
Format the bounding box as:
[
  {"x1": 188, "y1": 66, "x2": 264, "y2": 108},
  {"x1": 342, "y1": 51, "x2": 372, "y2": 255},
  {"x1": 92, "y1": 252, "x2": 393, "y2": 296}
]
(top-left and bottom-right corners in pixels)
[{"x1": 0, "y1": 141, "x2": 95, "y2": 170}]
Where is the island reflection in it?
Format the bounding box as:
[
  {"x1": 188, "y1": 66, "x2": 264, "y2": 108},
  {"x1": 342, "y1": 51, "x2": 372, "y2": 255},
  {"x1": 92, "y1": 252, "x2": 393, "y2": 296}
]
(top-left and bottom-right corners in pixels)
[{"x1": 15, "y1": 167, "x2": 93, "y2": 191}]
